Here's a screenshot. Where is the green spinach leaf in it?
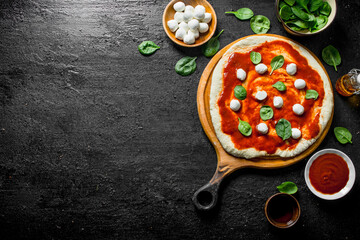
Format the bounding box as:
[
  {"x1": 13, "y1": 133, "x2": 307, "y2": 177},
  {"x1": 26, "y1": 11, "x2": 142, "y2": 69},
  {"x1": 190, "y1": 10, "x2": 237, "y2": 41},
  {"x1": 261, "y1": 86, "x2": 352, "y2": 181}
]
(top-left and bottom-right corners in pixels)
[
  {"x1": 138, "y1": 41, "x2": 160, "y2": 55},
  {"x1": 311, "y1": 15, "x2": 328, "y2": 32},
  {"x1": 305, "y1": 89, "x2": 319, "y2": 100},
  {"x1": 238, "y1": 118, "x2": 252, "y2": 136},
  {"x1": 234, "y1": 85, "x2": 247, "y2": 100},
  {"x1": 250, "y1": 15, "x2": 271, "y2": 34},
  {"x1": 296, "y1": 0, "x2": 310, "y2": 13},
  {"x1": 260, "y1": 106, "x2": 274, "y2": 121},
  {"x1": 334, "y1": 127, "x2": 352, "y2": 144},
  {"x1": 202, "y1": 29, "x2": 224, "y2": 58},
  {"x1": 250, "y1": 51, "x2": 262, "y2": 64},
  {"x1": 320, "y1": 2, "x2": 331, "y2": 16},
  {"x1": 272, "y1": 81, "x2": 287, "y2": 91},
  {"x1": 270, "y1": 55, "x2": 285, "y2": 75},
  {"x1": 175, "y1": 57, "x2": 197, "y2": 76},
  {"x1": 280, "y1": 5, "x2": 294, "y2": 21},
  {"x1": 322, "y1": 45, "x2": 341, "y2": 71},
  {"x1": 225, "y1": 8, "x2": 254, "y2": 20},
  {"x1": 277, "y1": 181, "x2": 298, "y2": 194},
  {"x1": 284, "y1": 0, "x2": 296, "y2": 6},
  {"x1": 275, "y1": 118, "x2": 292, "y2": 140},
  {"x1": 309, "y1": 0, "x2": 323, "y2": 12}
]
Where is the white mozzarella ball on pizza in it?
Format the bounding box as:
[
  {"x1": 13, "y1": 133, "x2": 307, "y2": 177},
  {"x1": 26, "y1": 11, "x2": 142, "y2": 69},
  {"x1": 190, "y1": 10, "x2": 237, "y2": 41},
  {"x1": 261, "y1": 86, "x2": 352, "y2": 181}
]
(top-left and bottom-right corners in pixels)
[
  {"x1": 255, "y1": 63, "x2": 268, "y2": 74},
  {"x1": 286, "y1": 63, "x2": 297, "y2": 75},
  {"x1": 293, "y1": 104, "x2": 304, "y2": 115},
  {"x1": 291, "y1": 128, "x2": 302, "y2": 139},
  {"x1": 230, "y1": 99, "x2": 241, "y2": 111},
  {"x1": 256, "y1": 123, "x2": 268, "y2": 134},
  {"x1": 294, "y1": 79, "x2": 306, "y2": 89},
  {"x1": 236, "y1": 68, "x2": 247, "y2": 81},
  {"x1": 273, "y1": 96, "x2": 284, "y2": 108}
]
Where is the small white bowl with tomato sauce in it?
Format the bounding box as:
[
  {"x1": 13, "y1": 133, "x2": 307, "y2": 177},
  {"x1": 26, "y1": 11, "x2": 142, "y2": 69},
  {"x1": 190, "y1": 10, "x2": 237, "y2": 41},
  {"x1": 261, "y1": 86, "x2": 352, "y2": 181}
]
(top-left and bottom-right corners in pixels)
[{"x1": 305, "y1": 149, "x2": 356, "y2": 200}]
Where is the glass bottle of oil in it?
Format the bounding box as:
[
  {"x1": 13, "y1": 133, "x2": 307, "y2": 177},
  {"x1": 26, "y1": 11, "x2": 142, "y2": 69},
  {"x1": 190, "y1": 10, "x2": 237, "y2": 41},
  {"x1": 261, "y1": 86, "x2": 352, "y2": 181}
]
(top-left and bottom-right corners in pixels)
[{"x1": 335, "y1": 69, "x2": 360, "y2": 96}]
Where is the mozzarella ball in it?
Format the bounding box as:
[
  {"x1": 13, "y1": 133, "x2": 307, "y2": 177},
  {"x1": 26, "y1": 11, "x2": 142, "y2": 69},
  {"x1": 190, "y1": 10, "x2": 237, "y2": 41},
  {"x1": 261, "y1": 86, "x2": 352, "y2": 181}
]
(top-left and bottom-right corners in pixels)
[
  {"x1": 167, "y1": 20, "x2": 179, "y2": 32},
  {"x1": 175, "y1": 28, "x2": 186, "y2": 40},
  {"x1": 236, "y1": 68, "x2": 247, "y2": 81},
  {"x1": 291, "y1": 128, "x2": 302, "y2": 139},
  {"x1": 357, "y1": 74, "x2": 360, "y2": 84},
  {"x1": 273, "y1": 96, "x2": 284, "y2": 108},
  {"x1": 294, "y1": 79, "x2": 306, "y2": 89},
  {"x1": 199, "y1": 22, "x2": 209, "y2": 33},
  {"x1": 255, "y1": 91, "x2": 267, "y2": 101},
  {"x1": 188, "y1": 19, "x2": 200, "y2": 30},
  {"x1": 286, "y1": 63, "x2": 297, "y2": 75},
  {"x1": 257, "y1": 123, "x2": 269, "y2": 134},
  {"x1": 194, "y1": 5, "x2": 206, "y2": 20},
  {"x1": 189, "y1": 29, "x2": 199, "y2": 39},
  {"x1": 230, "y1": 99, "x2": 241, "y2": 111},
  {"x1": 293, "y1": 104, "x2": 304, "y2": 115},
  {"x1": 173, "y1": 2, "x2": 185, "y2": 12},
  {"x1": 174, "y1": 12, "x2": 184, "y2": 23},
  {"x1": 178, "y1": 22, "x2": 189, "y2": 32},
  {"x1": 202, "y1": 12, "x2": 212, "y2": 23},
  {"x1": 183, "y1": 11, "x2": 193, "y2": 22},
  {"x1": 185, "y1": 5, "x2": 194, "y2": 13},
  {"x1": 183, "y1": 33, "x2": 195, "y2": 45},
  {"x1": 255, "y1": 63, "x2": 268, "y2": 74}
]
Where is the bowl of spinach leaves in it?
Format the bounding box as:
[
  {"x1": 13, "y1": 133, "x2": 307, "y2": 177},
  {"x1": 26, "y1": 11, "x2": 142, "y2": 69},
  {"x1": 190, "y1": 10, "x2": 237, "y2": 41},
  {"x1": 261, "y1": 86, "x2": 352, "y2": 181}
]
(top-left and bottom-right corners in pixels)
[{"x1": 276, "y1": 0, "x2": 337, "y2": 36}]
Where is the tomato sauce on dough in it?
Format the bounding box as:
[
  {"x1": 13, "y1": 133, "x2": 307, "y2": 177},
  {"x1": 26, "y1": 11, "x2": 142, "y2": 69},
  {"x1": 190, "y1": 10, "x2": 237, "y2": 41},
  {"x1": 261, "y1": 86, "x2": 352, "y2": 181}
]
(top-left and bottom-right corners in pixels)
[
  {"x1": 218, "y1": 40, "x2": 325, "y2": 154},
  {"x1": 309, "y1": 153, "x2": 349, "y2": 194}
]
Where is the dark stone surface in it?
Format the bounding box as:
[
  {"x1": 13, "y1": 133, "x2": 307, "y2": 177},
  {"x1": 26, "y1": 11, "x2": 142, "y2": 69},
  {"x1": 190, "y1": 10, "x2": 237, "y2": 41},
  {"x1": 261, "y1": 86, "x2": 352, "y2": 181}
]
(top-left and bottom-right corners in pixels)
[{"x1": 1, "y1": 0, "x2": 360, "y2": 239}]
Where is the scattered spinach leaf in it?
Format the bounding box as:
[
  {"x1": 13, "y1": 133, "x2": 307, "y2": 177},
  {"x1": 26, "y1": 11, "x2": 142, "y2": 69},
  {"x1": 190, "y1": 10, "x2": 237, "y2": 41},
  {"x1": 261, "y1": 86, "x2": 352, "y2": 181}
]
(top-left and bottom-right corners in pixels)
[
  {"x1": 138, "y1": 41, "x2": 160, "y2": 55},
  {"x1": 225, "y1": 8, "x2": 254, "y2": 20},
  {"x1": 320, "y1": 2, "x2": 331, "y2": 16},
  {"x1": 305, "y1": 89, "x2": 319, "y2": 100},
  {"x1": 238, "y1": 118, "x2": 252, "y2": 136},
  {"x1": 234, "y1": 85, "x2": 247, "y2": 100},
  {"x1": 284, "y1": 0, "x2": 296, "y2": 6},
  {"x1": 270, "y1": 55, "x2": 285, "y2": 75},
  {"x1": 175, "y1": 57, "x2": 197, "y2": 76},
  {"x1": 334, "y1": 127, "x2": 352, "y2": 144},
  {"x1": 250, "y1": 51, "x2": 262, "y2": 64},
  {"x1": 272, "y1": 81, "x2": 287, "y2": 91},
  {"x1": 250, "y1": 15, "x2": 271, "y2": 34},
  {"x1": 202, "y1": 29, "x2": 224, "y2": 58},
  {"x1": 277, "y1": 181, "x2": 298, "y2": 194},
  {"x1": 322, "y1": 45, "x2": 341, "y2": 71},
  {"x1": 260, "y1": 106, "x2": 274, "y2": 121},
  {"x1": 275, "y1": 118, "x2": 292, "y2": 140}
]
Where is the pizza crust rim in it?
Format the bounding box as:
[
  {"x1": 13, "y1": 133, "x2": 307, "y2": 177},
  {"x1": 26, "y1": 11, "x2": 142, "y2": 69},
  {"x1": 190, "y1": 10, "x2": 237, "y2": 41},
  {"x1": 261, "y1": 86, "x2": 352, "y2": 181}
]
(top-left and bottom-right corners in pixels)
[{"x1": 209, "y1": 35, "x2": 334, "y2": 159}]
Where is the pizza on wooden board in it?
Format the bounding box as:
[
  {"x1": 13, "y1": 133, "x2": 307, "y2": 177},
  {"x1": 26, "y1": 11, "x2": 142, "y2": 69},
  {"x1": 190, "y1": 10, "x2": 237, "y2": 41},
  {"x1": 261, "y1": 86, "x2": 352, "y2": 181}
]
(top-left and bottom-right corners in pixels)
[{"x1": 210, "y1": 35, "x2": 333, "y2": 159}]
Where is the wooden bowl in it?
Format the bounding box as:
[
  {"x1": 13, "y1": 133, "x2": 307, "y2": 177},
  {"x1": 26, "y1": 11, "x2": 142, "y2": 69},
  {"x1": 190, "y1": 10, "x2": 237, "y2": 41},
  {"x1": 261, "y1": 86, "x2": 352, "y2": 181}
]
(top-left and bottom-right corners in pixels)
[
  {"x1": 275, "y1": 0, "x2": 337, "y2": 36},
  {"x1": 162, "y1": 0, "x2": 217, "y2": 47},
  {"x1": 265, "y1": 193, "x2": 300, "y2": 228}
]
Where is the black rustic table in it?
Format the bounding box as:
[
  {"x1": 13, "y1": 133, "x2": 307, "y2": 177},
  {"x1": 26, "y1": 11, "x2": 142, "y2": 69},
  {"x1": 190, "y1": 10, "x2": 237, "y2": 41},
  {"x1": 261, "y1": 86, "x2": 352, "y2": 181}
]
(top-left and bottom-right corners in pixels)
[{"x1": 1, "y1": 0, "x2": 360, "y2": 239}]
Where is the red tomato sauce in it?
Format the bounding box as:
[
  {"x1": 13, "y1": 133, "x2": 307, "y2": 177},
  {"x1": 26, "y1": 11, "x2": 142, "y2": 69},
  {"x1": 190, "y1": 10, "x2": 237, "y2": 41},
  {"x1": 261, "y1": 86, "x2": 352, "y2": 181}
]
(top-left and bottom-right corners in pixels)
[
  {"x1": 309, "y1": 153, "x2": 349, "y2": 194},
  {"x1": 218, "y1": 40, "x2": 325, "y2": 153}
]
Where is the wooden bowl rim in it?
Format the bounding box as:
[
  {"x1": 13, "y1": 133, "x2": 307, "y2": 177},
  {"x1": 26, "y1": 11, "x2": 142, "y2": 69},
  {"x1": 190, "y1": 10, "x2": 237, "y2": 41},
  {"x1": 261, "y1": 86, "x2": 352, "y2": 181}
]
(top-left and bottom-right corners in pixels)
[
  {"x1": 162, "y1": 0, "x2": 217, "y2": 47},
  {"x1": 264, "y1": 193, "x2": 301, "y2": 228}
]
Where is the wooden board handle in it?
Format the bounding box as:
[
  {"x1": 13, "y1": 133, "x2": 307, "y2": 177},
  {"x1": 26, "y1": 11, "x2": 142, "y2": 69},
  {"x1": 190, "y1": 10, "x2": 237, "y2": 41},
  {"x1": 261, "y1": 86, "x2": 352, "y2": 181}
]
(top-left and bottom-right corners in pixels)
[{"x1": 192, "y1": 160, "x2": 247, "y2": 210}]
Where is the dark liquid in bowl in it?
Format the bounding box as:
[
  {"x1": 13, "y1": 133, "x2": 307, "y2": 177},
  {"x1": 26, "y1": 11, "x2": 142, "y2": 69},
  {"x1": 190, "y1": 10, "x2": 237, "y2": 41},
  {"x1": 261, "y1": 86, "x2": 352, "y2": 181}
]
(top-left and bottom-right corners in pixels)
[{"x1": 268, "y1": 195, "x2": 295, "y2": 224}]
